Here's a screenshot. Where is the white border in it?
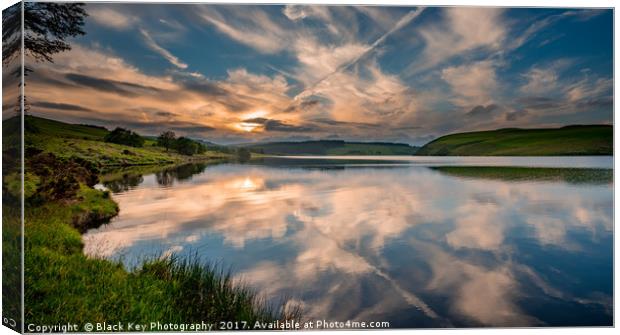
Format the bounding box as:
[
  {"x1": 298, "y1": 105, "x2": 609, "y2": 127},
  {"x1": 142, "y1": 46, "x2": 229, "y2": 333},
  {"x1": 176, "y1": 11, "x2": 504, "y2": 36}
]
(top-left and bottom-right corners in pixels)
[{"x1": 0, "y1": 1, "x2": 616, "y2": 335}]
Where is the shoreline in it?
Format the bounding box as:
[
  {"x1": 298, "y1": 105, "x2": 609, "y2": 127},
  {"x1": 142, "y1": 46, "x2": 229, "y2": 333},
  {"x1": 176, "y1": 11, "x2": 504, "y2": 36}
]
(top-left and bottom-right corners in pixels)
[{"x1": 22, "y1": 178, "x2": 295, "y2": 325}]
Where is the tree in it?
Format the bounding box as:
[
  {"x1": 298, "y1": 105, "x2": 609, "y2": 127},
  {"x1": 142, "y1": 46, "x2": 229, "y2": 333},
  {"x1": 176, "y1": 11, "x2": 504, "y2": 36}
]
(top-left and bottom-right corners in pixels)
[
  {"x1": 236, "y1": 148, "x2": 251, "y2": 162},
  {"x1": 157, "y1": 131, "x2": 176, "y2": 152},
  {"x1": 2, "y1": 2, "x2": 87, "y2": 118},
  {"x1": 104, "y1": 128, "x2": 144, "y2": 148},
  {"x1": 173, "y1": 137, "x2": 205, "y2": 156},
  {"x1": 2, "y1": 2, "x2": 88, "y2": 64}
]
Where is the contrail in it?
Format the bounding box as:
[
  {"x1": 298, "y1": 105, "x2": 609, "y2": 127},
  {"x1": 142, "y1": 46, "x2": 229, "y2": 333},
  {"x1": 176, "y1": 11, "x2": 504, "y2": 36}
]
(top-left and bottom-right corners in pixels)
[
  {"x1": 293, "y1": 7, "x2": 426, "y2": 101},
  {"x1": 302, "y1": 213, "x2": 440, "y2": 320}
]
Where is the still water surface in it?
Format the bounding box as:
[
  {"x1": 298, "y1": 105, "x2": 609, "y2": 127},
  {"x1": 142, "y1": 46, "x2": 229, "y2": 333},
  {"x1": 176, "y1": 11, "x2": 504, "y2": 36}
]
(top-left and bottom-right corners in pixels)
[{"x1": 84, "y1": 156, "x2": 613, "y2": 327}]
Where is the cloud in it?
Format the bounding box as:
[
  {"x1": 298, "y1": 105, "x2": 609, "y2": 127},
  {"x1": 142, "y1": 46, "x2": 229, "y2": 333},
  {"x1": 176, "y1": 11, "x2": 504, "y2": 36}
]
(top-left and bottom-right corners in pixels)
[
  {"x1": 31, "y1": 101, "x2": 93, "y2": 112},
  {"x1": 282, "y1": 5, "x2": 321, "y2": 21},
  {"x1": 282, "y1": 99, "x2": 322, "y2": 113},
  {"x1": 293, "y1": 8, "x2": 425, "y2": 101},
  {"x1": 509, "y1": 10, "x2": 605, "y2": 52},
  {"x1": 505, "y1": 109, "x2": 529, "y2": 121},
  {"x1": 519, "y1": 60, "x2": 572, "y2": 95},
  {"x1": 515, "y1": 96, "x2": 560, "y2": 110},
  {"x1": 140, "y1": 29, "x2": 188, "y2": 69},
  {"x1": 64, "y1": 73, "x2": 161, "y2": 97},
  {"x1": 407, "y1": 8, "x2": 506, "y2": 75},
  {"x1": 565, "y1": 77, "x2": 612, "y2": 103},
  {"x1": 88, "y1": 6, "x2": 138, "y2": 30},
  {"x1": 520, "y1": 68, "x2": 558, "y2": 94},
  {"x1": 198, "y1": 6, "x2": 292, "y2": 54},
  {"x1": 441, "y1": 60, "x2": 498, "y2": 107},
  {"x1": 465, "y1": 104, "x2": 499, "y2": 118},
  {"x1": 243, "y1": 117, "x2": 315, "y2": 132}
]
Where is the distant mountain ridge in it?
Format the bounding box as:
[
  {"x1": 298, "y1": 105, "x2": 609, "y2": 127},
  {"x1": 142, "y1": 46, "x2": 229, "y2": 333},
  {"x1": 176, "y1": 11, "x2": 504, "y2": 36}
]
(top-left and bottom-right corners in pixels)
[
  {"x1": 416, "y1": 125, "x2": 612, "y2": 156},
  {"x1": 242, "y1": 140, "x2": 419, "y2": 156}
]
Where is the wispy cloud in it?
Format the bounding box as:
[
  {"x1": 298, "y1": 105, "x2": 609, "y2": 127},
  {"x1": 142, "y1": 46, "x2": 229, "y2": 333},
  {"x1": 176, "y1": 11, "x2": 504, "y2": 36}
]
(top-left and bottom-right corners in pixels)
[
  {"x1": 198, "y1": 6, "x2": 292, "y2": 54},
  {"x1": 441, "y1": 60, "x2": 498, "y2": 107},
  {"x1": 406, "y1": 7, "x2": 506, "y2": 76},
  {"x1": 88, "y1": 6, "x2": 138, "y2": 30},
  {"x1": 140, "y1": 28, "x2": 188, "y2": 69},
  {"x1": 294, "y1": 8, "x2": 425, "y2": 101}
]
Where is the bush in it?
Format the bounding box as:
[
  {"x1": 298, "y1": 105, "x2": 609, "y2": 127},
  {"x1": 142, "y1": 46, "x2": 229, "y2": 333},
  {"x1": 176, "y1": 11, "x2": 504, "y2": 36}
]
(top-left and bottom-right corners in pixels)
[
  {"x1": 26, "y1": 152, "x2": 99, "y2": 202},
  {"x1": 104, "y1": 127, "x2": 144, "y2": 147},
  {"x1": 173, "y1": 137, "x2": 206, "y2": 156}
]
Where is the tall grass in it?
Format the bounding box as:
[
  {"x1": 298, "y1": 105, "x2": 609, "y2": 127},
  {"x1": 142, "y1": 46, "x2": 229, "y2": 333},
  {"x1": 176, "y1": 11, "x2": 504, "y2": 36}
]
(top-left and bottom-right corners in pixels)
[{"x1": 24, "y1": 188, "x2": 298, "y2": 327}]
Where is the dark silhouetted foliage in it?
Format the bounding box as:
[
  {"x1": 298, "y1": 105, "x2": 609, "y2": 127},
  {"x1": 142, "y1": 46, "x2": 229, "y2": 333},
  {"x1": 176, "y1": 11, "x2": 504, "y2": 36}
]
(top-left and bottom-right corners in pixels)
[
  {"x1": 3, "y1": 2, "x2": 88, "y2": 64},
  {"x1": 157, "y1": 131, "x2": 176, "y2": 152},
  {"x1": 173, "y1": 137, "x2": 206, "y2": 156},
  {"x1": 104, "y1": 127, "x2": 144, "y2": 147}
]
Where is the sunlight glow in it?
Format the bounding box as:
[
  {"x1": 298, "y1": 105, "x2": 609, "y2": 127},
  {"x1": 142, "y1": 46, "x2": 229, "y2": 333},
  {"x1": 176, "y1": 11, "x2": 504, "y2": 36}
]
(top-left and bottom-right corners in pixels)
[
  {"x1": 237, "y1": 122, "x2": 261, "y2": 132},
  {"x1": 235, "y1": 109, "x2": 269, "y2": 132}
]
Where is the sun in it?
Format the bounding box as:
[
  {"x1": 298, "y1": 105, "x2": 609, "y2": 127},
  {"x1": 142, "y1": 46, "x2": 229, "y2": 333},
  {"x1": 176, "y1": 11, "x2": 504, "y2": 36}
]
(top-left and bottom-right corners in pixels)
[
  {"x1": 235, "y1": 109, "x2": 268, "y2": 132},
  {"x1": 237, "y1": 122, "x2": 260, "y2": 132}
]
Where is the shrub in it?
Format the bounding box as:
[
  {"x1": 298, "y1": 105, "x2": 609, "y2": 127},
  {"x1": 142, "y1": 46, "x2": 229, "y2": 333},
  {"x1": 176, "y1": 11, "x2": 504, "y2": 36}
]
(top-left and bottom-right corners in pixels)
[
  {"x1": 104, "y1": 127, "x2": 144, "y2": 147},
  {"x1": 26, "y1": 152, "x2": 99, "y2": 202},
  {"x1": 173, "y1": 137, "x2": 206, "y2": 156}
]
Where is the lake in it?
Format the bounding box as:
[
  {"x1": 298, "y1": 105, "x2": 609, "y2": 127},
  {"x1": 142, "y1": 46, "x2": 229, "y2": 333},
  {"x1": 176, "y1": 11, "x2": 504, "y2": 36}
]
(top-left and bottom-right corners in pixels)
[{"x1": 83, "y1": 156, "x2": 613, "y2": 327}]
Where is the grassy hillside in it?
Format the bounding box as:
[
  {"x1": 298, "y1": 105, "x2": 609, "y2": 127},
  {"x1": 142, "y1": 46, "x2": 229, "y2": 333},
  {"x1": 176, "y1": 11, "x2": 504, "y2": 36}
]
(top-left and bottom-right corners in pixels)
[
  {"x1": 27, "y1": 116, "x2": 109, "y2": 140},
  {"x1": 416, "y1": 125, "x2": 612, "y2": 156},
  {"x1": 20, "y1": 115, "x2": 229, "y2": 167},
  {"x1": 244, "y1": 140, "x2": 418, "y2": 155}
]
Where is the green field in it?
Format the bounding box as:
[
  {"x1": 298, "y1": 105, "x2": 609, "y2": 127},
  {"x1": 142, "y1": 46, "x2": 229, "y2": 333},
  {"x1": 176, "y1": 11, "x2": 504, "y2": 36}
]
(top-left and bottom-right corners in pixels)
[
  {"x1": 244, "y1": 140, "x2": 419, "y2": 155},
  {"x1": 416, "y1": 125, "x2": 613, "y2": 156},
  {"x1": 16, "y1": 115, "x2": 231, "y2": 167}
]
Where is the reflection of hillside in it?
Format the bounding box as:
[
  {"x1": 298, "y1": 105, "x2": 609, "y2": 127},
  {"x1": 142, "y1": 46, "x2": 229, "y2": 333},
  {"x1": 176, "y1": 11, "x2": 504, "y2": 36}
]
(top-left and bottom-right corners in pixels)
[
  {"x1": 103, "y1": 174, "x2": 144, "y2": 193},
  {"x1": 101, "y1": 162, "x2": 214, "y2": 191},
  {"x1": 432, "y1": 166, "x2": 612, "y2": 184}
]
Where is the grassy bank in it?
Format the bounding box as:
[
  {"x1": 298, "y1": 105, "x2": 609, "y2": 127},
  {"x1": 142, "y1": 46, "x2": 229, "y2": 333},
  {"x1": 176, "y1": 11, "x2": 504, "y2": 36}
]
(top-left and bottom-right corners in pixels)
[
  {"x1": 23, "y1": 185, "x2": 292, "y2": 326},
  {"x1": 416, "y1": 125, "x2": 612, "y2": 156}
]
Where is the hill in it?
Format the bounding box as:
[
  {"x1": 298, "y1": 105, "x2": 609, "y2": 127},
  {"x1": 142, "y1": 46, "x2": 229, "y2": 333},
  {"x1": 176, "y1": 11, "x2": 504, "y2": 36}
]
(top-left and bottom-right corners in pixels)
[
  {"x1": 17, "y1": 115, "x2": 230, "y2": 167},
  {"x1": 242, "y1": 140, "x2": 419, "y2": 155},
  {"x1": 31, "y1": 116, "x2": 111, "y2": 139},
  {"x1": 416, "y1": 125, "x2": 612, "y2": 156}
]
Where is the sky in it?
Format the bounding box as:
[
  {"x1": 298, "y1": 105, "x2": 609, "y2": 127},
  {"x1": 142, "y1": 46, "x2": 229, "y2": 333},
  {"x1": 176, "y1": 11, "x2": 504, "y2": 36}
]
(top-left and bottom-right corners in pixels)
[{"x1": 26, "y1": 4, "x2": 613, "y2": 145}]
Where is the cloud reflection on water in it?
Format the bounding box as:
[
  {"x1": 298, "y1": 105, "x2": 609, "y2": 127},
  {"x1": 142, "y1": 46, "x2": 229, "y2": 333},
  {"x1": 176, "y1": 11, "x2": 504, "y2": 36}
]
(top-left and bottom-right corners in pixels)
[{"x1": 83, "y1": 162, "x2": 612, "y2": 327}]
